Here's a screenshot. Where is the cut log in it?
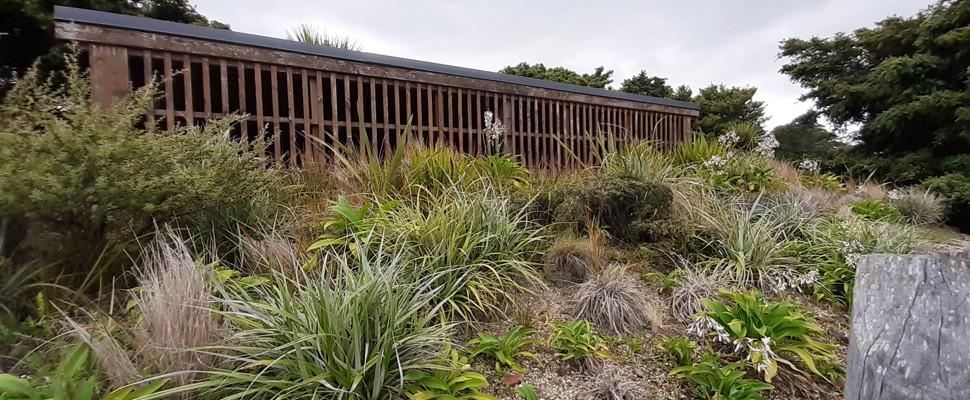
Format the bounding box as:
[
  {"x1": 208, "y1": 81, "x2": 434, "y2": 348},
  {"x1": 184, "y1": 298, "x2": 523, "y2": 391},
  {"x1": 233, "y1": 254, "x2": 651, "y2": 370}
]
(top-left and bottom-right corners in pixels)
[{"x1": 845, "y1": 250, "x2": 970, "y2": 400}]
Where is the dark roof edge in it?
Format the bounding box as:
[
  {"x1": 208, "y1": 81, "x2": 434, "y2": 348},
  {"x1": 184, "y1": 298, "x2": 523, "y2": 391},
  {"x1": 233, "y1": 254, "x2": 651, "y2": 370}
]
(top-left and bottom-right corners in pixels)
[{"x1": 54, "y1": 6, "x2": 700, "y2": 111}]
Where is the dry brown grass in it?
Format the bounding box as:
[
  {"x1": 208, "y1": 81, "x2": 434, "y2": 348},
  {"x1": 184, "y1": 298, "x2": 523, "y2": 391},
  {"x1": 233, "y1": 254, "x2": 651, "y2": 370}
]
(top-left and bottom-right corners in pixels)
[
  {"x1": 766, "y1": 159, "x2": 802, "y2": 187},
  {"x1": 65, "y1": 316, "x2": 137, "y2": 389},
  {"x1": 671, "y1": 261, "x2": 731, "y2": 323},
  {"x1": 543, "y1": 236, "x2": 602, "y2": 285},
  {"x1": 846, "y1": 180, "x2": 888, "y2": 201},
  {"x1": 582, "y1": 365, "x2": 648, "y2": 399},
  {"x1": 241, "y1": 232, "x2": 305, "y2": 276},
  {"x1": 132, "y1": 230, "x2": 222, "y2": 386}
]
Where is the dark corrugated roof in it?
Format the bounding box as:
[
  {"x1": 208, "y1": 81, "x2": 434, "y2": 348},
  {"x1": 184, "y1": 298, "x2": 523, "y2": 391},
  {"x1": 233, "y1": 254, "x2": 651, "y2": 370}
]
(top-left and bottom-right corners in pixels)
[{"x1": 54, "y1": 6, "x2": 699, "y2": 111}]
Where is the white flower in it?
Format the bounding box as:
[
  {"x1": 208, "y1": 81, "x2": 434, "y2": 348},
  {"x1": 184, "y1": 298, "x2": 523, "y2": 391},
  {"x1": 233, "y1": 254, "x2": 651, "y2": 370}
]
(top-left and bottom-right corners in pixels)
[
  {"x1": 718, "y1": 131, "x2": 740, "y2": 147},
  {"x1": 754, "y1": 133, "x2": 779, "y2": 157},
  {"x1": 797, "y1": 159, "x2": 820, "y2": 173},
  {"x1": 855, "y1": 186, "x2": 866, "y2": 195},
  {"x1": 483, "y1": 111, "x2": 505, "y2": 143},
  {"x1": 702, "y1": 155, "x2": 727, "y2": 169},
  {"x1": 888, "y1": 188, "x2": 903, "y2": 201},
  {"x1": 845, "y1": 253, "x2": 865, "y2": 268}
]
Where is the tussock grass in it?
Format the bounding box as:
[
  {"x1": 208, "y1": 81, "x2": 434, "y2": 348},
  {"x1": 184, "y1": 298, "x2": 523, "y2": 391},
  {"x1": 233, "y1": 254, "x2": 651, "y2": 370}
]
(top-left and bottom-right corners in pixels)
[
  {"x1": 543, "y1": 236, "x2": 601, "y2": 285},
  {"x1": 892, "y1": 187, "x2": 946, "y2": 225},
  {"x1": 570, "y1": 264, "x2": 651, "y2": 336}
]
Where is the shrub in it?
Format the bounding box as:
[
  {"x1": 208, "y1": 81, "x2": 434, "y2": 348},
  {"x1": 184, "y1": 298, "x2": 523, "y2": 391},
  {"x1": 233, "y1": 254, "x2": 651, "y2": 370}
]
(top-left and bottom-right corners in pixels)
[
  {"x1": 548, "y1": 175, "x2": 674, "y2": 243},
  {"x1": 0, "y1": 53, "x2": 281, "y2": 289},
  {"x1": 891, "y1": 187, "x2": 946, "y2": 225},
  {"x1": 468, "y1": 325, "x2": 541, "y2": 372},
  {"x1": 694, "y1": 290, "x2": 840, "y2": 383},
  {"x1": 801, "y1": 173, "x2": 843, "y2": 191},
  {"x1": 670, "y1": 356, "x2": 773, "y2": 400},
  {"x1": 542, "y1": 236, "x2": 600, "y2": 285},
  {"x1": 849, "y1": 199, "x2": 902, "y2": 221},
  {"x1": 547, "y1": 319, "x2": 610, "y2": 366},
  {"x1": 149, "y1": 240, "x2": 456, "y2": 400},
  {"x1": 923, "y1": 173, "x2": 970, "y2": 232},
  {"x1": 570, "y1": 264, "x2": 651, "y2": 335},
  {"x1": 698, "y1": 155, "x2": 779, "y2": 193}
]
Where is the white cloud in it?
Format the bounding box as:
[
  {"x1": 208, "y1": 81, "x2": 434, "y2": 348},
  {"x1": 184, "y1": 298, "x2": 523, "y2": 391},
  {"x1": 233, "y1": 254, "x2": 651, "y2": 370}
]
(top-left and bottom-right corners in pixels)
[{"x1": 194, "y1": 0, "x2": 930, "y2": 129}]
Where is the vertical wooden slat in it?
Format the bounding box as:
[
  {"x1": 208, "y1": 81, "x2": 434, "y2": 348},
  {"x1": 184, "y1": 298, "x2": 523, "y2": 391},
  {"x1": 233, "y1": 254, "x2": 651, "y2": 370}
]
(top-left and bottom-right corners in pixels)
[
  {"x1": 415, "y1": 83, "x2": 424, "y2": 143},
  {"x1": 314, "y1": 71, "x2": 325, "y2": 162},
  {"x1": 182, "y1": 55, "x2": 193, "y2": 125},
  {"x1": 475, "y1": 91, "x2": 483, "y2": 157},
  {"x1": 142, "y1": 50, "x2": 154, "y2": 127},
  {"x1": 254, "y1": 63, "x2": 264, "y2": 142},
  {"x1": 270, "y1": 65, "x2": 281, "y2": 160},
  {"x1": 392, "y1": 80, "x2": 401, "y2": 134},
  {"x1": 302, "y1": 69, "x2": 311, "y2": 163},
  {"x1": 201, "y1": 57, "x2": 212, "y2": 119},
  {"x1": 163, "y1": 53, "x2": 175, "y2": 130},
  {"x1": 382, "y1": 79, "x2": 390, "y2": 155},
  {"x1": 516, "y1": 96, "x2": 525, "y2": 166},
  {"x1": 357, "y1": 78, "x2": 365, "y2": 156},
  {"x1": 456, "y1": 89, "x2": 464, "y2": 153},
  {"x1": 238, "y1": 61, "x2": 247, "y2": 137},
  {"x1": 369, "y1": 78, "x2": 378, "y2": 155},
  {"x1": 466, "y1": 89, "x2": 474, "y2": 155},
  {"x1": 445, "y1": 88, "x2": 453, "y2": 147},
  {"x1": 343, "y1": 76, "x2": 352, "y2": 151},
  {"x1": 428, "y1": 84, "x2": 437, "y2": 144},
  {"x1": 286, "y1": 68, "x2": 296, "y2": 166},
  {"x1": 220, "y1": 59, "x2": 229, "y2": 118},
  {"x1": 404, "y1": 82, "x2": 412, "y2": 129},
  {"x1": 525, "y1": 97, "x2": 533, "y2": 166},
  {"x1": 330, "y1": 73, "x2": 339, "y2": 150}
]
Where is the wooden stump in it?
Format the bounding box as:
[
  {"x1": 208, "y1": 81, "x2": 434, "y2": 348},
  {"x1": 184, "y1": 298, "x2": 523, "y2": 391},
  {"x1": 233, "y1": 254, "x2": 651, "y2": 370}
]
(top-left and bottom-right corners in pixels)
[{"x1": 846, "y1": 250, "x2": 970, "y2": 400}]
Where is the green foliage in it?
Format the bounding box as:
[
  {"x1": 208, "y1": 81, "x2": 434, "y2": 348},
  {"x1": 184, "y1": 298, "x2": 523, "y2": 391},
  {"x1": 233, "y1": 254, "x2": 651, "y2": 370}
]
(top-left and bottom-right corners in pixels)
[
  {"x1": 619, "y1": 70, "x2": 674, "y2": 98},
  {"x1": 284, "y1": 22, "x2": 362, "y2": 51},
  {"x1": 694, "y1": 196, "x2": 802, "y2": 292},
  {"x1": 660, "y1": 336, "x2": 699, "y2": 367},
  {"x1": 801, "y1": 173, "x2": 843, "y2": 191},
  {"x1": 720, "y1": 121, "x2": 763, "y2": 151},
  {"x1": 403, "y1": 144, "x2": 529, "y2": 195},
  {"x1": 923, "y1": 173, "x2": 970, "y2": 231},
  {"x1": 405, "y1": 348, "x2": 497, "y2": 400},
  {"x1": 890, "y1": 187, "x2": 946, "y2": 225},
  {"x1": 499, "y1": 62, "x2": 613, "y2": 89},
  {"x1": 468, "y1": 325, "x2": 541, "y2": 372},
  {"x1": 0, "y1": 53, "x2": 281, "y2": 292},
  {"x1": 545, "y1": 175, "x2": 674, "y2": 243},
  {"x1": 514, "y1": 384, "x2": 539, "y2": 400},
  {"x1": 670, "y1": 356, "x2": 773, "y2": 400},
  {"x1": 692, "y1": 84, "x2": 767, "y2": 135},
  {"x1": 149, "y1": 241, "x2": 456, "y2": 400},
  {"x1": 671, "y1": 134, "x2": 729, "y2": 166},
  {"x1": 325, "y1": 114, "x2": 412, "y2": 198},
  {"x1": 700, "y1": 290, "x2": 840, "y2": 382},
  {"x1": 701, "y1": 160, "x2": 778, "y2": 193},
  {"x1": 771, "y1": 112, "x2": 842, "y2": 160},
  {"x1": 850, "y1": 199, "x2": 902, "y2": 222},
  {"x1": 313, "y1": 188, "x2": 544, "y2": 321},
  {"x1": 547, "y1": 319, "x2": 610, "y2": 363},
  {"x1": 779, "y1": 1, "x2": 970, "y2": 232},
  {"x1": 600, "y1": 141, "x2": 682, "y2": 185}
]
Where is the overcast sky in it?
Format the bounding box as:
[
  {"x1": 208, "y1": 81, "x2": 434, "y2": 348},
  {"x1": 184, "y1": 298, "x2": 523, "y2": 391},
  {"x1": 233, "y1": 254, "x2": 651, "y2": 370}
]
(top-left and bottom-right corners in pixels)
[{"x1": 193, "y1": 0, "x2": 929, "y2": 129}]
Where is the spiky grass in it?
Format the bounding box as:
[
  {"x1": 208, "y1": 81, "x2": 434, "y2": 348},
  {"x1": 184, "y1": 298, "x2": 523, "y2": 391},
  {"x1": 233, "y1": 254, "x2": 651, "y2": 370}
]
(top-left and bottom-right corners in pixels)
[
  {"x1": 543, "y1": 236, "x2": 601, "y2": 285},
  {"x1": 284, "y1": 23, "x2": 363, "y2": 51},
  {"x1": 891, "y1": 187, "x2": 946, "y2": 225},
  {"x1": 570, "y1": 264, "x2": 651, "y2": 336}
]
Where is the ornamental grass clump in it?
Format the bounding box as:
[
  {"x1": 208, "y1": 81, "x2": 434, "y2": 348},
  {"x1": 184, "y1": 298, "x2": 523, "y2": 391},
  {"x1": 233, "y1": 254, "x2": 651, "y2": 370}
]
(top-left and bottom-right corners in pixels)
[
  {"x1": 570, "y1": 264, "x2": 651, "y2": 335},
  {"x1": 542, "y1": 236, "x2": 602, "y2": 285},
  {"x1": 890, "y1": 187, "x2": 946, "y2": 225},
  {"x1": 146, "y1": 238, "x2": 456, "y2": 400}
]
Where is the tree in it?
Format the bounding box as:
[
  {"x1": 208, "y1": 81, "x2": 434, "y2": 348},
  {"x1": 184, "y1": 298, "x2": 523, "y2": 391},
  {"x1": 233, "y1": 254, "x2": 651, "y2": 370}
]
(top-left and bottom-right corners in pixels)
[
  {"x1": 779, "y1": 0, "x2": 969, "y2": 176},
  {"x1": 779, "y1": 0, "x2": 970, "y2": 231},
  {"x1": 771, "y1": 112, "x2": 842, "y2": 160},
  {"x1": 0, "y1": 0, "x2": 228, "y2": 96},
  {"x1": 499, "y1": 62, "x2": 614, "y2": 89},
  {"x1": 619, "y1": 70, "x2": 674, "y2": 98},
  {"x1": 672, "y1": 84, "x2": 693, "y2": 102},
  {"x1": 692, "y1": 84, "x2": 767, "y2": 135}
]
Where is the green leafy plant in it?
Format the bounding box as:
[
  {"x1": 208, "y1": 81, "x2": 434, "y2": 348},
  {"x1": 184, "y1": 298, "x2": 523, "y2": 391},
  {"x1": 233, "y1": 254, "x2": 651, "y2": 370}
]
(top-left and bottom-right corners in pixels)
[
  {"x1": 468, "y1": 325, "x2": 541, "y2": 372},
  {"x1": 660, "y1": 336, "x2": 699, "y2": 367},
  {"x1": 405, "y1": 348, "x2": 497, "y2": 400},
  {"x1": 547, "y1": 319, "x2": 610, "y2": 364},
  {"x1": 284, "y1": 22, "x2": 363, "y2": 51},
  {"x1": 474, "y1": 154, "x2": 531, "y2": 189},
  {"x1": 850, "y1": 199, "x2": 902, "y2": 221},
  {"x1": 702, "y1": 161, "x2": 778, "y2": 193},
  {"x1": 670, "y1": 356, "x2": 773, "y2": 400},
  {"x1": 801, "y1": 173, "x2": 843, "y2": 191},
  {"x1": 671, "y1": 134, "x2": 729, "y2": 166},
  {"x1": 514, "y1": 384, "x2": 539, "y2": 400},
  {"x1": 699, "y1": 290, "x2": 839, "y2": 382}
]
